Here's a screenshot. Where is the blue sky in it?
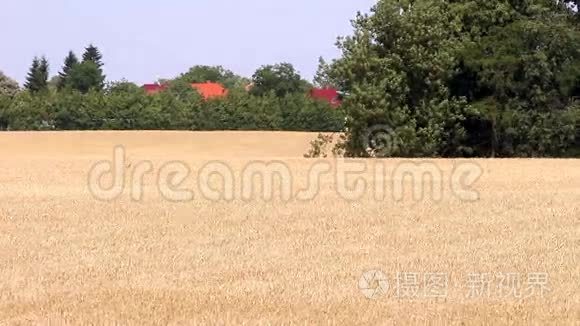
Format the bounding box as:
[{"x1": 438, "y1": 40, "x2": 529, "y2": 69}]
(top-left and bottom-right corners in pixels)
[{"x1": 1, "y1": 0, "x2": 376, "y2": 85}]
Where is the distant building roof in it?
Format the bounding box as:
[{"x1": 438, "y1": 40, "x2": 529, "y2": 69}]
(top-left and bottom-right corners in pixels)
[
  {"x1": 309, "y1": 88, "x2": 342, "y2": 107},
  {"x1": 191, "y1": 82, "x2": 228, "y2": 100},
  {"x1": 142, "y1": 83, "x2": 167, "y2": 94}
]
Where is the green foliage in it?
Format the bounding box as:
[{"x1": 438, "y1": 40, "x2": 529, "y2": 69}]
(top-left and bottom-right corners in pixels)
[
  {"x1": 313, "y1": 57, "x2": 336, "y2": 88},
  {"x1": 279, "y1": 93, "x2": 345, "y2": 131},
  {"x1": 0, "y1": 71, "x2": 19, "y2": 97},
  {"x1": 176, "y1": 65, "x2": 248, "y2": 89},
  {"x1": 3, "y1": 91, "x2": 53, "y2": 130},
  {"x1": 250, "y1": 63, "x2": 311, "y2": 97},
  {"x1": 24, "y1": 56, "x2": 49, "y2": 93},
  {"x1": 304, "y1": 133, "x2": 334, "y2": 158},
  {"x1": 0, "y1": 85, "x2": 345, "y2": 133},
  {"x1": 57, "y1": 51, "x2": 79, "y2": 90},
  {"x1": 67, "y1": 61, "x2": 105, "y2": 93},
  {"x1": 331, "y1": 0, "x2": 468, "y2": 157},
  {"x1": 48, "y1": 76, "x2": 61, "y2": 91},
  {"x1": 82, "y1": 44, "x2": 104, "y2": 68},
  {"x1": 62, "y1": 44, "x2": 107, "y2": 92},
  {"x1": 106, "y1": 80, "x2": 141, "y2": 94},
  {"x1": 330, "y1": 0, "x2": 580, "y2": 157},
  {"x1": 450, "y1": 0, "x2": 580, "y2": 157},
  {"x1": 166, "y1": 79, "x2": 201, "y2": 100},
  {"x1": 0, "y1": 94, "x2": 12, "y2": 130}
]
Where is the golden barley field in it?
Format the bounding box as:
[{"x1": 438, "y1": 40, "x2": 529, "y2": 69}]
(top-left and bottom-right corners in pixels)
[{"x1": 0, "y1": 131, "x2": 579, "y2": 325}]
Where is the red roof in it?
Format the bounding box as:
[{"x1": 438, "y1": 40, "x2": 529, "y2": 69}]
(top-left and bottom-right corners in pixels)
[
  {"x1": 142, "y1": 83, "x2": 168, "y2": 94},
  {"x1": 310, "y1": 88, "x2": 342, "y2": 107},
  {"x1": 191, "y1": 82, "x2": 228, "y2": 100}
]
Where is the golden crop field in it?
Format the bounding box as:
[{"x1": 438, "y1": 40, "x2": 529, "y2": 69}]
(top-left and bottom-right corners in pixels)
[{"x1": 0, "y1": 131, "x2": 578, "y2": 325}]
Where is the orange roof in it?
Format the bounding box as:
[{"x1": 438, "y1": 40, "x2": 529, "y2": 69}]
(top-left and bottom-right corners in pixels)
[{"x1": 191, "y1": 82, "x2": 228, "y2": 100}]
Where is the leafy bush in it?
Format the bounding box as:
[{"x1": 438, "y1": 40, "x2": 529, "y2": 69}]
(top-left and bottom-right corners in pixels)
[{"x1": 0, "y1": 87, "x2": 346, "y2": 133}]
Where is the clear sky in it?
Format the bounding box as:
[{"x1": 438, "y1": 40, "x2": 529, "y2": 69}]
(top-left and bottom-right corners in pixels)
[{"x1": 1, "y1": 0, "x2": 376, "y2": 85}]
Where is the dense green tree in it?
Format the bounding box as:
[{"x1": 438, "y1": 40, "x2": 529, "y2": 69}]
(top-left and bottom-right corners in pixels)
[
  {"x1": 105, "y1": 80, "x2": 141, "y2": 94},
  {"x1": 166, "y1": 78, "x2": 203, "y2": 101},
  {"x1": 313, "y1": 57, "x2": 336, "y2": 88},
  {"x1": 3, "y1": 91, "x2": 54, "y2": 130},
  {"x1": 449, "y1": 0, "x2": 580, "y2": 157},
  {"x1": 82, "y1": 44, "x2": 104, "y2": 67},
  {"x1": 24, "y1": 56, "x2": 49, "y2": 93},
  {"x1": 176, "y1": 65, "x2": 248, "y2": 89},
  {"x1": 330, "y1": 0, "x2": 468, "y2": 157},
  {"x1": 0, "y1": 94, "x2": 10, "y2": 130},
  {"x1": 24, "y1": 57, "x2": 41, "y2": 92},
  {"x1": 67, "y1": 61, "x2": 105, "y2": 93},
  {"x1": 0, "y1": 71, "x2": 19, "y2": 97},
  {"x1": 279, "y1": 93, "x2": 345, "y2": 131},
  {"x1": 329, "y1": 0, "x2": 580, "y2": 157},
  {"x1": 250, "y1": 63, "x2": 311, "y2": 97},
  {"x1": 48, "y1": 76, "x2": 61, "y2": 91},
  {"x1": 0, "y1": 70, "x2": 17, "y2": 129},
  {"x1": 57, "y1": 51, "x2": 79, "y2": 90},
  {"x1": 52, "y1": 90, "x2": 96, "y2": 130},
  {"x1": 74, "y1": 44, "x2": 106, "y2": 91}
]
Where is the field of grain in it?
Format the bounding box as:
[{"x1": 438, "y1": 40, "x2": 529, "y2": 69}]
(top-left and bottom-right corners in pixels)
[{"x1": 0, "y1": 131, "x2": 578, "y2": 325}]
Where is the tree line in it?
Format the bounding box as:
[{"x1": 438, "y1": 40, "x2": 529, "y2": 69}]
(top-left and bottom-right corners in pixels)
[{"x1": 0, "y1": 46, "x2": 345, "y2": 132}]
